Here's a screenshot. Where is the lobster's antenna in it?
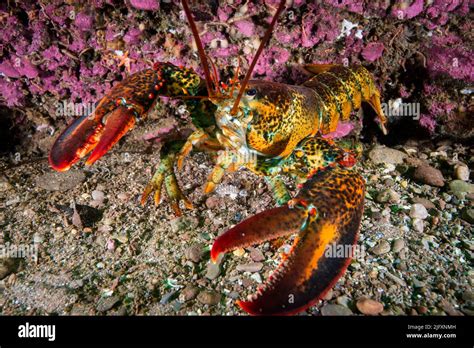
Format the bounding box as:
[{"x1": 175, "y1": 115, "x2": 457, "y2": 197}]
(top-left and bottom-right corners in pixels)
[
  {"x1": 181, "y1": 0, "x2": 215, "y2": 97},
  {"x1": 230, "y1": 0, "x2": 286, "y2": 116}
]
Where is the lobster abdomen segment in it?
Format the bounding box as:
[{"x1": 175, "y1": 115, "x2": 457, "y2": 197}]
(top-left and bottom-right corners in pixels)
[{"x1": 303, "y1": 64, "x2": 387, "y2": 135}]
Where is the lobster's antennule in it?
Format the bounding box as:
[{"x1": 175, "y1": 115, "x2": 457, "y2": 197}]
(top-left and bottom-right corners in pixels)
[
  {"x1": 229, "y1": 57, "x2": 242, "y2": 97},
  {"x1": 230, "y1": 0, "x2": 286, "y2": 116},
  {"x1": 206, "y1": 53, "x2": 221, "y2": 94},
  {"x1": 181, "y1": 0, "x2": 215, "y2": 97}
]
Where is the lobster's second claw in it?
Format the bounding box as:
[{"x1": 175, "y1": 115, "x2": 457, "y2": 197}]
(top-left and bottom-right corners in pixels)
[
  {"x1": 48, "y1": 106, "x2": 136, "y2": 171},
  {"x1": 49, "y1": 115, "x2": 103, "y2": 172},
  {"x1": 211, "y1": 167, "x2": 365, "y2": 315}
]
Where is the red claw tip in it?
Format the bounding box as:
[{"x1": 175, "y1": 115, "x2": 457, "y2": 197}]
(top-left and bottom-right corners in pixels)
[
  {"x1": 210, "y1": 245, "x2": 221, "y2": 263},
  {"x1": 49, "y1": 160, "x2": 71, "y2": 172},
  {"x1": 236, "y1": 300, "x2": 263, "y2": 316}
]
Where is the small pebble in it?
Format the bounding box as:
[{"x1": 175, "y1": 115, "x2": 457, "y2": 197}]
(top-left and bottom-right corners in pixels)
[
  {"x1": 35, "y1": 170, "x2": 86, "y2": 191},
  {"x1": 250, "y1": 273, "x2": 262, "y2": 283},
  {"x1": 117, "y1": 192, "x2": 129, "y2": 201},
  {"x1": 205, "y1": 255, "x2": 222, "y2": 280},
  {"x1": 160, "y1": 290, "x2": 178, "y2": 304},
  {"x1": 462, "y1": 290, "x2": 474, "y2": 302},
  {"x1": 68, "y1": 279, "x2": 84, "y2": 290},
  {"x1": 454, "y1": 165, "x2": 470, "y2": 181},
  {"x1": 205, "y1": 196, "x2": 221, "y2": 209},
  {"x1": 205, "y1": 262, "x2": 220, "y2": 280},
  {"x1": 412, "y1": 218, "x2": 424, "y2": 233},
  {"x1": 185, "y1": 244, "x2": 204, "y2": 263},
  {"x1": 323, "y1": 289, "x2": 334, "y2": 301},
  {"x1": 321, "y1": 304, "x2": 353, "y2": 316},
  {"x1": 228, "y1": 291, "x2": 239, "y2": 300},
  {"x1": 96, "y1": 296, "x2": 120, "y2": 312},
  {"x1": 449, "y1": 180, "x2": 474, "y2": 199},
  {"x1": 91, "y1": 190, "x2": 105, "y2": 202},
  {"x1": 417, "y1": 306, "x2": 428, "y2": 314},
  {"x1": 336, "y1": 295, "x2": 351, "y2": 307},
  {"x1": 412, "y1": 278, "x2": 426, "y2": 288},
  {"x1": 410, "y1": 204, "x2": 428, "y2": 220},
  {"x1": 197, "y1": 291, "x2": 221, "y2": 306},
  {"x1": 249, "y1": 247, "x2": 265, "y2": 262},
  {"x1": 368, "y1": 146, "x2": 406, "y2": 164},
  {"x1": 412, "y1": 165, "x2": 445, "y2": 187},
  {"x1": 376, "y1": 189, "x2": 400, "y2": 204},
  {"x1": 170, "y1": 216, "x2": 199, "y2": 233},
  {"x1": 396, "y1": 260, "x2": 408, "y2": 271},
  {"x1": 461, "y1": 208, "x2": 474, "y2": 224},
  {"x1": 356, "y1": 298, "x2": 384, "y2": 315},
  {"x1": 33, "y1": 233, "x2": 43, "y2": 244},
  {"x1": 411, "y1": 197, "x2": 436, "y2": 210},
  {"x1": 392, "y1": 239, "x2": 405, "y2": 253},
  {"x1": 236, "y1": 262, "x2": 263, "y2": 273},
  {"x1": 371, "y1": 240, "x2": 391, "y2": 255},
  {"x1": 385, "y1": 271, "x2": 407, "y2": 287},
  {"x1": 233, "y1": 248, "x2": 245, "y2": 257}
]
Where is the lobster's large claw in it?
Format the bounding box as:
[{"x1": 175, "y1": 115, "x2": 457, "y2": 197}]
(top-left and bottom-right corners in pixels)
[{"x1": 211, "y1": 167, "x2": 365, "y2": 315}]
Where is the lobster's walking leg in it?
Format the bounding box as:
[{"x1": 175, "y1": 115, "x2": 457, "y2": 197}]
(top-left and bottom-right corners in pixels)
[
  {"x1": 176, "y1": 129, "x2": 209, "y2": 170},
  {"x1": 203, "y1": 154, "x2": 235, "y2": 194},
  {"x1": 211, "y1": 166, "x2": 365, "y2": 315},
  {"x1": 141, "y1": 141, "x2": 193, "y2": 216},
  {"x1": 265, "y1": 176, "x2": 291, "y2": 206},
  {"x1": 176, "y1": 128, "x2": 222, "y2": 165}
]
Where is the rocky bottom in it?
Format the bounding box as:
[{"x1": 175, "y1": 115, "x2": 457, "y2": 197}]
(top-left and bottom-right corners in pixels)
[{"x1": 0, "y1": 138, "x2": 472, "y2": 316}]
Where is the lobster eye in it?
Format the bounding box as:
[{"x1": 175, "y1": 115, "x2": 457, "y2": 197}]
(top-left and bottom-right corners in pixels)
[{"x1": 246, "y1": 88, "x2": 257, "y2": 96}]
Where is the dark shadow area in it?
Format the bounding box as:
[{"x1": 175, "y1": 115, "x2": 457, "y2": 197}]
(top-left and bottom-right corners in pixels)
[
  {"x1": 361, "y1": 53, "x2": 433, "y2": 146},
  {"x1": 0, "y1": 106, "x2": 22, "y2": 155}
]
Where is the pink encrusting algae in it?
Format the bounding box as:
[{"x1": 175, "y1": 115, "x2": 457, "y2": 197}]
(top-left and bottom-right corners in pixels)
[{"x1": 0, "y1": 0, "x2": 471, "y2": 134}]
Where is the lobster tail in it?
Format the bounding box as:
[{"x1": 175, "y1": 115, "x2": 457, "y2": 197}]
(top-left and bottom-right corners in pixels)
[{"x1": 304, "y1": 64, "x2": 388, "y2": 135}]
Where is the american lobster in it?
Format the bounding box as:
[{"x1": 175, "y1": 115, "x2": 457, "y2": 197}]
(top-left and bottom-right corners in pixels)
[{"x1": 49, "y1": 0, "x2": 388, "y2": 315}]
